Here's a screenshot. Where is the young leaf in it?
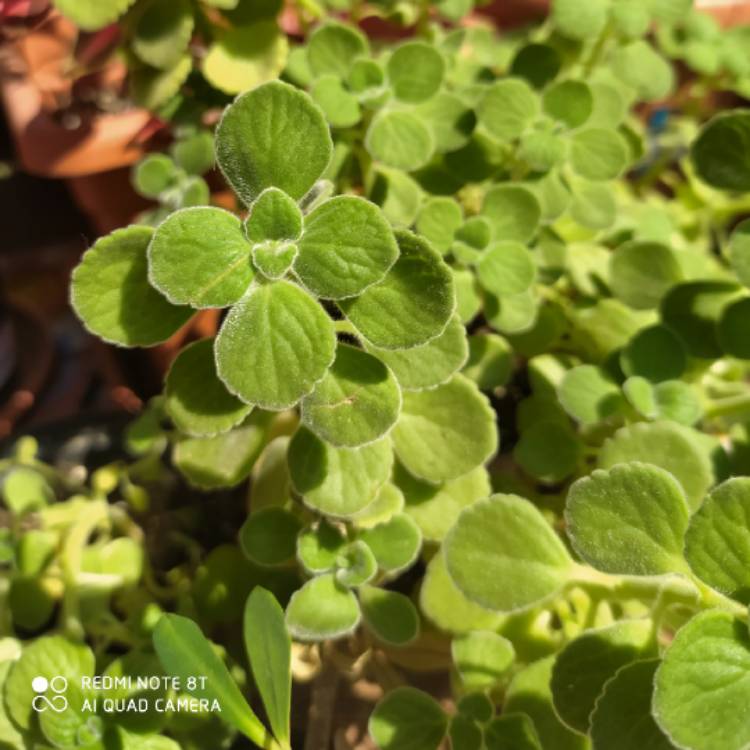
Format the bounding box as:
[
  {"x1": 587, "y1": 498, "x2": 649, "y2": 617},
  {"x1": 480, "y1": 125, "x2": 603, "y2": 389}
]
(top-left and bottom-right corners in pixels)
[
  {"x1": 245, "y1": 187, "x2": 303, "y2": 243},
  {"x1": 599, "y1": 421, "x2": 714, "y2": 511},
  {"x1": 339, "y1": 231, "x2": 455, "y2": 350},
  {"x1": 288, "y1": 427, "x2": 392, "y2": 517},
  {"x1": 392, "y1": 375, "x2": 498, "y2": 483},
  {"x1": 387, "y1": 41, "x2": 445, "y2": 103},
  {"x1": 165, "y1": 338, "x2": 252, "y2": 437},
  {"x1": 215, "y1": 280, "x2": 337, "y2": 409},
  {"x1": 566, "y1": 463, "x2": 691, "y2": 576},
  {"x1": 457, "y1": 693, "x2": 494, "y2": 725},
  {"x1": 477, "y1": 241, "x2": 537, "y2": 297},
  {"x1": 153, "y1": 614, "x2": 270, "y2": 746},
  {"x1": 285, "y1": 573, "x2": 360, "y2": 640},
  {"x1": 558, "y1": 365, "x2": 623, "y2": 425},
  {"x1": 336, "y1": 540, "x2": 377, "y2": 587},
  {"x1": 416, "y1": 197, "x2": 463, "y2": 253},
  {"x1": 133, "y1": 153, "x2": 177, "y2": 197},
  {"x1": 654, "y1": 610, "x2": 750, "y2": 750},
  {"x1": 300, "y1": 343, "x2": 401, "y2": 447},
  {"x1": 294, "y1": 195, "x2": 398, "y2": 299},
  {"x1": 244, "y1": 588, "x2": 291, "y2": 748},
  {"x1": 364, "y1": 314, "x2": 469, "y2": 392},
  {"x1": 351, "y1": 483, "x2": 405, "y2": 529},
  {"x1": 481, "y1": 185, "x2": 542, "y2": 243},
  {"x1": 477, "y1": 78, "x2": 539, "y2": 142},
  {"x1": 296, "y1": 520, "x2": 345, "y2": 574},
  {"x1": 684, "y1": 478, "x2": 750, "y2": 603},
  {"x1": 590, "y1": 659, "x2": 674, "y2": 750},
  {"x1": 691, "y1": 110, "x2": 750, "y2": 191},
  {"x1": 369, "y1": 687, "x2": 448, "y2": 750},
  {"x1": 240, "y1": 508, "x2": 302, "y2": 567},
  {"x1": 359, "y1": 586, "x2": 420, "y2": 646},
  {"x1": 550, "y1": 620, "x2": 656, "y2": 734},
  {"x1": 543, "y1": 80, "x2": 593, "y2": 129},
  {"x1": 307, "y1": 21, "x2": 369, "y2": 78},
  {"x1": 366, "y1": 110, "x2": 435, "y2": 171},
  {"x1": 452, "y1": 631, "x2": 515, "y2": 689},
  {"x1": 444, "y1": 494, "x2": 573, "y2": 612},
  {"x1": 570, "y1": 128, "x2": 629, "y2": 181},
  {"x1": 71, "y1": 226, "x2": 192, "y2": 347},
  {"x1": 358, "y1": 513, "x2": 422, "y2": 574},
  {"x1": 312, "y1": 75, "x2": 361, "y2": 128},
  {"x1": 216, "y1": 81, "x2": 332, "y2": 205},
  {"x1": 148, "y1": 207, "x2": 254, "y2": 309}
]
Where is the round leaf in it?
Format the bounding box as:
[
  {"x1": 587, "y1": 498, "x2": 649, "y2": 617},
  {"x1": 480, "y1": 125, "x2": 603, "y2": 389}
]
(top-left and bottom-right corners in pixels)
[
  {"x1": 552, "y1": 0, "x2": 608, "y2": 40},
  {"x1": 477, "y1": 241, "x2": 537, "y2": 297},
  {"x1": 477, "y1": 78, "x2": 539, "y2": 142},
  {"x1": 245, "y1": 187, "x2": 303, "y2": 243},
  {"x1": 369, "y1": 687, "x2": 448, "y2": 750},
  {"x1": 215, "y1": 280, "x2": 336, "y2": 409},
  {"x1": 387, "y1": 41, "x2": 445, "y2": 104},
  {"x1": 240, "y1": 507, "x2": 302, "y2": 566},
  {"x1": 570, "y1": 128, "x2": 629, "y2": 181},
  {"x1": 543, "y1": 80, "x2": 593, "y2": 129},
  {"x1": 358, "y1": 513, "x2": 422, "y2": 574},
  {"x1": 691, "y1": 110, "x2": 750, "y2": 191},
  {"x1": 481, "y1": 185, "x2": 541, "y2": 244},
  {"x1": 132, "y1": 0, "x2": 193, "y2": 70},
  {"x1": 610, "y1": 241, "x2": 683, "y2": 310},
  {"x1": 307, "y1": 21, "x2": 369, "y2": 78},
  {"x1": 285, "y1": 573, "x2": 360, "y2": 641},
  {"x1": 359, "y1": 586, "x2": 420, "y2": 646},
  {"x1": 620, "y1": 325, "x2": 688, "y2": 382},
  {"x1": 366, "y1": 110, "x2": 435, "y2": 171},
  {"x1": 558, "y1": 365, "x2": 623, "y2": 425},
  {"x1": 452, "y1": 631, "x2": 515, "y2": 689}
]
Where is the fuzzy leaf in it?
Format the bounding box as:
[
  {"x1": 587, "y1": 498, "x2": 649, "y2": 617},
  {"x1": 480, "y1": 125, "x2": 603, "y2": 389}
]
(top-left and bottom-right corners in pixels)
[
  {"x1": 366, "y1": 110, "x2": 435, "y2": 171},
  {"x1": 360, "y1": 586, "x2": 420, "y2": 646},
  {"x1": 558, "y1": 365, "x2": 623, "y2": 425},
  {"x1": 311, "y1": 74, "x2": 361, "y2": 128},
  {"x1": 543, "y1": 80, "x2": 593, "y2": 129},
  {"x1": 570, "y1": 128, "x2": 629, "y2": 181},
  {"x1": 610, "y1": 241, "x2": 683, "y2": 310},
  {"x1": 477, "y1": 241, "x2": 537, "y2": 297},
  {"x1": 133, "y1": 154, "x2": 177, "y2": 197},
  {"x1": 71, "y1": 226, "x2": 192, "y2": 347},
  {"x1": 551, "y1": 0, "x2": 608, "y2": 40},
  {"x1": 245, "y1": 187, "x2": 303, "y2": 243},
  {"x1": 165, "y1": 338, "x2": 252, "y2": 436},
  {"x1": 295, "y1": 195, "x2": 398, "y2": 299},
  {"x1": 566, "y1": 462, "x2": 690, "y2": 576},
  {"x1": 216, "y1": 81, "x2": 332, "y2": 205},
  {"x1": 285, "y1": 573, "x2": 360, "y2": 641},
  {"x1": 339, "y1": 231, "x2": 454, "y2": 350},
  {"x1": 215, "y1": 280, "x2": 336, "y2": 409},
  {"x1": 387, "y1": 41, "x2": 445, "y2": 103},
  {"x1": 415, "y1": 92, "x2": 475, "y2": 152},
  {"x1": 612, "y1": 40, "x2": 674, "y2": 101},
  {"x1": 444, "y1": 494, "x2": 572, "y2": 612},
  {"x1": 53, "y1": 0, "x2": 134, "y2": 30},
  {"x1": 132, "y1": 0, "x2": 193, "y2": 70},
  {"x1": 240, "y1": 508, "x2": 302, "y2": 567},
  {"x1": 416, "y1": 197, "x2": 463, "y2": 253},
  {"x1": 691, "y1": 110, "x2": 750, "y2": 191},
  {"x1": 620, "y1": 325, "x2": 687, "y2": 382},
  {"x1": 288, "y1": 428, "x2": 392, "y2": 517},
  {"x1": 336, "y1": 540, "x2": 378, "y2": 587},
  {"x1": 296, "y1": 520, "x2": 345, "y2": 574},
  {"x1": 392, "y1": 376, "x2": 497, "y2": 483},
  {"x1": 370, "y1": 688, "x2": 448, "y2": 750},
  {"x1": 307, "y1": 21, "x2": 369, "y2": 78},
  {"x1": 484, "y1": 714, "x2": 542, "y2": 750},
  {"x1": 452, "y1": 631, "x2": 515, "y2": 689},
  {"x1": 358, "y1": 513, "x2": 422, "y2": 574},
  {"x1": 478, "y1": 78, "x2": 539, "y2": 142},
  {"x1": 481, "y1": 185, "x2": 541, "y2": 243}
]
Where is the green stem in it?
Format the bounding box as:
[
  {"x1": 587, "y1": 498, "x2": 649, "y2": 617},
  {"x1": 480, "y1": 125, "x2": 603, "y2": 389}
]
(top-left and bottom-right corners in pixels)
[{"x1": 705, "y1": 391, "x2": 750, "y2": 419}]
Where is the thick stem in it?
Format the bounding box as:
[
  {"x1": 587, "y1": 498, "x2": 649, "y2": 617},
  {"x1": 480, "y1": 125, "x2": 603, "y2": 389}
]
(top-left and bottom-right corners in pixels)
[{"x1": 304, "y1": 648, "x2": 341, "y2": 750}]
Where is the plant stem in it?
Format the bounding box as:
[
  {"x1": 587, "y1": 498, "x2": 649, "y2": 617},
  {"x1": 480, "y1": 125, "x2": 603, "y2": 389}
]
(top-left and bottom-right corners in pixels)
[
  {"x1": 303, "y1": 647, "x2": 341, "y2": 750},
  {"x1": 705, "y1": 391, "x2": 750, "y2": 419}
]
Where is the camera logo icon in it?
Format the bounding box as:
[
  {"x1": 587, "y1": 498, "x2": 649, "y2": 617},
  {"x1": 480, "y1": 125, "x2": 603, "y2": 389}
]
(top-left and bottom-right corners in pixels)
[{"x1": 31, "y1": 676, "x2": 68, "y2": 713}]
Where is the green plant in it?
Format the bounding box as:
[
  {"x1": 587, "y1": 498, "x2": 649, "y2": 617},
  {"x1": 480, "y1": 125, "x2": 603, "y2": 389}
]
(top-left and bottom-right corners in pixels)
[{"x1": 6, "y1": 0, "x2": 750, "y2": 748}]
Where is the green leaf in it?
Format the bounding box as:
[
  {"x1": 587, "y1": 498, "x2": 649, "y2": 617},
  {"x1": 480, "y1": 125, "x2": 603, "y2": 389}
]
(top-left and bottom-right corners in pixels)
[
  {"x1": 2, "y1": 468, "x2": 53, "y2": 514},
  {"x1": 285, "y1": 573, "x2": 360, "y2": 640},
  {"x1": 452, "y1": 631, "x2": 515, "y2": 689},
  {"x1": 484, "y1": 714, "x2": 542, "y2": 750},
  {"x1": 415, "y1": 92, "x2": 476, "y2": 152},
  {"x1": 387, "y1": 41, "x2": 445, "y2": 103},
  {"x1": 485, "y1": 287, "x2": 536, "y2": 335},
  {"x1": 510, "y1": 42, "x2": 562, "y2": 89},
  {"x1": 729, "y1": 219, "x2": 750, "y2": 287},
  {"x1": 307, "y1": 21, "x2": 369, "y2": 78},
  {"x1": 53, "y1": 0, "x2": 135, "y2": 30},
  {"x1": 588, "y1": 81, "x2": 628, "y2": 128},
  {"x1": 301, "y1": 343, "x2": 400, "y2": 448},
  {"x1": 132, "y1": 0, "x2": 193, "y2": 70},
  {"x1": 288, "y1": 427, "x2": 392, "y2": 517},
  {"x1": 453, "y1": 267, "x2": 483, "y2": 323},
  {"x1": 351, "y1": 483, "x2": 405, "y2": 529},
  {"x1": 295, "y1": 195, "x2": 398, "y2": 299},
  {"x1": 477, "y1": 78, "x2": 539, "y2": 142},
  {"x1": 620, "y1": 324, "x2": 687, "y2": 382},
  {"x1": 165, "y1": 338, "x2": 251, "y2": 437},
  {"x1": 216, "y1": 81, "x2": 332, "y2": 205},
  {"x1": 543, "y1": 80, "x2": 593, "y2": 128},
  {"x1": 204, "y1": 21, "x2": 288, "y2": 95},
  {"x1": 133, "y1": 153, "x2": 177, "y2": 197},
  {"x1": 215, "y1": 280, "x2": 336, "y2": 409},
  {"x1": 718, "y1": 296, "x2": 750, "y2": 358},
  {"x1": 336, "y1": 540, "x2": 378, "y2": 587},
  {"x1": 570, "y1": 128, "x2": 629, "y2": 181},
  {"x1": 416, "y1": 197, "x2": 462, "y2": 253},
  {"x1": 481, "y1": 185, "x2": 542, "y2": 244},
  {"x1": 369, "y1": 687, "x2": 448, "y2": 750},
  {"x1": 364, "y1": 314, "x2": 469, "y2": 392},
  {"x1": 311, "y1": 74, "x2": 361, "y2": 128},
  {"x1": 691, "y1": 110, "x2": 750, "y2": 191},
  {"x1": 514, "y1": 420, "x2": 581, "y2": 484},
  {"x1": 518, "y1": 131, "x2": 566, "y2": 172},
  {"x1": 590, "y1": 659, "x2": 674, "y2": 750},
  {"x1": 173, "y1": 417, "x2": 266, "y2": 489},
  {"x1": 366, "y1": 110, "x2": 435, "y2": 171},
  {"x1": 172, "y1": 130, "x2": 214, "y2": 175},
  {"x1": 599, "y1": 421, "x2": 714, "y2": 511},
  {"x1": 660, "y1": 280, "x2": 741, "y2": 358},
  {"x1": 684, "y1": 478, "x2": 750, "y2": 603},
  {"x1": 566, "y1": 462, "x2": 690, "y2": 576},
  {"x1": 444, "y1": 494, "x2": 572, "y2": 612},
  {"x1": 610, "y1": 241, "x2": 683, "y2": 310},
  {"x1": 477, "y1": 241, "x2": 537, "y2": 297},
  {"x1": 457, "y1": 693, "x2": 494, "y2": 725},
  {"x1": 339, "y1": 230, "x2": 455, "y2": 351},
  {"x1": 558, "y1": 365, "x2": 623, "y2": 425},
  {"x1": 297, "y1": 520, "x2": 345, "y2": 574},
  {"x1": 240, "y1": 507, "x2": 301, "y2": 567},
  {"x1": 504, "y1": 657, "x2": 588, "y2": 750},
  {"x1": 153, "y1": 614, "x2": 269, "y2": 745},
  {"x1": 5, "y1": 636, "x2": 94, "y2": 731},
  {"x1": 360, "y1": 586, "x2": 420, "y2": 646},
  {"x1": 371, "y1": 168, "x2": 423, "y2": 228},
  {"x1": 420, "y1": 553, "x2": 503, "y2": 634},
  {"x1": 569, "y1": 178, "x2": 617, "y2": 229},
  {"x1": 551, "y1": 620, "x2": 656, "y2": 734},
  {"x1": 551, "y1": 0, "x2": 608, "y2": 40},
  {"x1": 612, "y1": 40, "x2": 675, "y2": 101},
  {"x1": 359, "y1": 513, "x2": 422, "y2": 574},
  {"x1": 244, "y1": 588, "x2": 291, "y2": 747},
  {"x1": 149, "y1": 207, "x2": 253, "y2": 309},
  {"x1": 654, "y1": 610, "x2": 750, "y2": 750},
  {"x1": 71, "y1": 226, "x2": 192, "y2": 347},
  {"x1": 392, "y1": 375, "x2": 497, "y2": 483},
  {"x1": 623, "y1": 375, "x2": 658, "y2": 419},
  {"x1": 131, "y1": 54, "x2": 192, "y2": 110},
  {"x1": 652, "y1": 380, "x2": 702, "y2": 425},
  {"x1": 245, "y1": 187, "x2": 303, "y2": 243},
  {"x1": 463, "y1": 333, "x2": 513, "y2": 390},
  {"x1": 252, "y1": 241, "x2": 298, "y2": 280}
]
